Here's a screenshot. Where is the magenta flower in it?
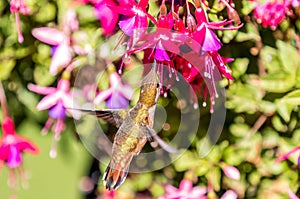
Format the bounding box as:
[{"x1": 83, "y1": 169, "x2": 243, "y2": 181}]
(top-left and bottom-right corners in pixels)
[
  {"x1": 0, "y1": 117, "x2": 39, "y2": 189},
  {"x1": 32, "y1": 10, "x2": 80, "y2": 75},
  {"x1": 221, "y1": 164, "x2": 240, "y2": 180},
  {"x1": 28, "y1": 77, "x2": 80, "y2": 157},
  {"x1": 253, "y1": 0, "x2": 289, "y2": 30},
  {"x1": 74, "y1": 0, "x2": 119, "y2": 35},
  {"x1": 275, "y1": 145, "x2": 300, "y2": 168},
  {"x1": 94, "y1": 65, "x2": 133, "y2": 109},
  {"x1": 10, "y1": 0, "x2": 30, "y2": 43},
  {"x1": 0, "y1": 117, "x2": 39, "y2": 168},
  {"x1": 159, "y1": 179, "x2": 207, "y2": 199},
  {"x1": 192, "y1": 6, "x2": 242, "y2": 52},
  {"x1": 107, "y1": 0, "x2": 156, "y2": 36}
]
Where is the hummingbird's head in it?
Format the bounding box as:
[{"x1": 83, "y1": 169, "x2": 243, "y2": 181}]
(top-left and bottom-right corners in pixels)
[{"x1": 139, "y1": 68, "x2": 160, "y2": 107}]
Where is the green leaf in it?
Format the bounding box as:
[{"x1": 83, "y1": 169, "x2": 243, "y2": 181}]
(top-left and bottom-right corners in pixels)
[
  {"x1": 280, "y1": 89, "x2": 300, "y2": 105},
  {"x1": 271, "y1": 115, "x2": 288, "y2": 132},
  {"x1": 0, "y1": 59, "x2": 15, "y2": 80},
  {"x1": 260, "y1": 72, "x2": 295, "y2": 93},
  {"x1": 277, "y1": 40, "x2": 300, "y2": 73},
  {"x1": 34, "y1": 65, "x2": 56, "y2": 86},
  {"x1": 295, "y1": 64, "x2": 300, "y2": 88},
  {"x1": 276, "y1": 100, "x2": 294, "y2": 122},
  {"x1": 206, "y1": 166, "x2": 221, "y2": 191},
  {"x1": 231, "y1": 58, "x2": 249, "y2": 78},
  {"x1": 236, "y1": 23, "x2": 260, "y2": 42},
  {"x1": 230, "y1": 123, "x2": 250, "y2": 137},
  {"x1": 173, "y1": 151, "x2": 199, "y2": 172},
  {"x1": 260, "y1": 46, "x2": 281, "y2": 73}
]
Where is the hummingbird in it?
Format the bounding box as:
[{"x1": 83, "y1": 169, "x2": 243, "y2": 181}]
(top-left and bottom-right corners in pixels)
[{"x1": 79, "y1": 60, "x2": 178, "y2": 190}]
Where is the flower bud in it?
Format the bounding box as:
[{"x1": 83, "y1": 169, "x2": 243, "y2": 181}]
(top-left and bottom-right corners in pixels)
[{"x1": 222, "y1": 165, "x2": 240, "y2": 180}]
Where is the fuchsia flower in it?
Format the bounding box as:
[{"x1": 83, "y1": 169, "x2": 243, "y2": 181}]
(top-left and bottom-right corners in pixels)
[
  {"x1": 94, "y1": 65, "x2": 133, "y2": 109},
  {"x1": 74, "y1": 0, "x2": 119, "y2": 35},
  {"x1": 0, "y1": 117, "x2": 39, "y2": 169},
  {"x1": 28, "y1": 75, "x2": 80, "y2": 158},
  {"x1": 159, "y1": 179, "x2": 207, "y2": 199},
  {"x1": 10, "y1": 0, "x2": 30, "y2": 43},
  {"x1": 0, "y1": 117, "x2": 39, "y2": 190},
  {"x1": 32, "y1": 9, "x2": 80, "y2": 75},
  {"x1": 108, "y1": 0, "x2": 156, "y2": 37},
  {"x1": 253, "y1": 0, "x2": 290, "y2": 30}
]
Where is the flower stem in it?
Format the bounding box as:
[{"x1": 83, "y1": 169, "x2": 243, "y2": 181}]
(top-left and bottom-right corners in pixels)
[{"x1": 0, "y1": 81, "x2": 10, "y2": 118}]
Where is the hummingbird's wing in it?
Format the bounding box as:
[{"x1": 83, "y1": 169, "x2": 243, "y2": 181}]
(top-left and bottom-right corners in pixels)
[
  {"x1": 78, "y1": 109, "x2": 128, "y2": 128},
  {"x1": 142, "y1": 126, "x2": 179, "y2": 154}
]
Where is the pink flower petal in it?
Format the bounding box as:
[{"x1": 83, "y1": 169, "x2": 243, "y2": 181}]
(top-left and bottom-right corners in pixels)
[
  {"x1": 287, "y1": 188, "x2": 299, "y2": 199},
  {"x1": 179, "y1": 179, "x2": 193, "y2": 192},
  {"x1": 189, "y1": 187, "x2": 207, "y2": 198},
  {"x1": 223, "y1": 165, "x2": 240, "y2": 180},
  {"x1": 119, "y1": 16, "x2": 136, "y2": 36},
  {"x1": 36, "y1": 93, "x2": 60, "y2": 110},
  {"x1": 94, "y1": 88, "x2": 113, "y2": 104},
  {"x1": 16, "y1": 136, "x2": 39, "y2": 154},
  {"x1": 165, "y1": 184, "x2": 177, "y2": 194},
  {"x1": 221, "y1": 190, "x2": 238, "y2": 199},
  {"x1": 32, "y1": 28, "x2": 65, "y2": 46},
  {"x1": 28, "y1": 84, "x2": 56, "y2": 95},
  {"x1": 94, "y1": 1, "x2": 119, "y2": 35},
  {"x1": 61, "y1": 94, "x2": 81, "y2": 119},
  {"x1": 0, "y1": 145, "x2": 9, "y2": 161},
  {"x1": 50, "y1": 44, "x2": 72, "y2": 75},
  {"x1": 202, "y1": 27, "x2": 222, "y2": 52}
]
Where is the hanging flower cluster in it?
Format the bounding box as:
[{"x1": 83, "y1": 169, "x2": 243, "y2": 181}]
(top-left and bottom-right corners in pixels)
[
  {"x1": 251, "y1": 0, "x2": 300, "y2": 30},
  {"x1": 99, "y1": 0, "x2": 243, "y2": 112}
]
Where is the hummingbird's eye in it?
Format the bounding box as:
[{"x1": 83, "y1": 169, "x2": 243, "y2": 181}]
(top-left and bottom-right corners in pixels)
[{"x1": 156, "y1": 83, "x2": 160, "y2": 88}]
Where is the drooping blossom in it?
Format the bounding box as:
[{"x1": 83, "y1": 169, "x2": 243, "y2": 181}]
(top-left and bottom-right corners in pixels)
[
  {"x1": 107, "y1": 0, "x2": 156, "y2": 38},
  {"x1": 221, "y1": 190, "x2": 238, "y2": 199},
  {"x1": 28, "y1": 73, "x2": 80, "y2": 158},
  {"x1": 221, "y1": 164, "x2": 241, "y2": 180},
  {"x1": 94, "y1": 64, "x2": 133, "y2": 109},
  {"x1": 0, "y1": 117, "x2": 39, "y2": 189},
  {"x1": 275, "y1": 145, "x2": 300, "y2": 168},
  {"x1": 10, "y1": 0, "x2": 30, "y2": 43},
  {"x1": 32, "y1": 9, "x2": 81, "y2": 75},
  {"x1": 158, "y1": 179, "x2": 207, "y2": 199},
  {"x1": 73, "y1": 0, "x2": 119, "y2": 35},
  {"x1": 0, "y1": 81, "x2": 39, "y2": 192},
  {"x1": 253, "y1": 0, "x2": 290, "y2": 30}
]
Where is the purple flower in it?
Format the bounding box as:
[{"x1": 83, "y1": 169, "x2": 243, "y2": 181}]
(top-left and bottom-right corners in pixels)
[
  {"x1": 10, "y1": 0, "x2": 30, "y2": 43},
  {"x1": 94, "y1": 65, "x2": 133, "y2": 109},
  {"x1": 159, "y1": 179, "x2": 207, "y2": 199},
  {"x1": 32, "y1": 9, "x2": 80, "y2": 75},
  {"x1": 28, "y1": 77, "x2": 80, "y2": 157}
]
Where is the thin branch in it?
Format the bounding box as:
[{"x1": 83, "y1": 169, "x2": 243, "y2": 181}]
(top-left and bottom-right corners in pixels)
[{"x1": 0, "y1": 81, "x2": 9, "y2": 118}]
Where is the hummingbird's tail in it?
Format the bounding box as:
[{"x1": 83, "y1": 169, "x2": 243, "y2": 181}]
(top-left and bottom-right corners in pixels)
[{"x1": 103, "y1": 153, "x2": 133, "y2": 190}]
